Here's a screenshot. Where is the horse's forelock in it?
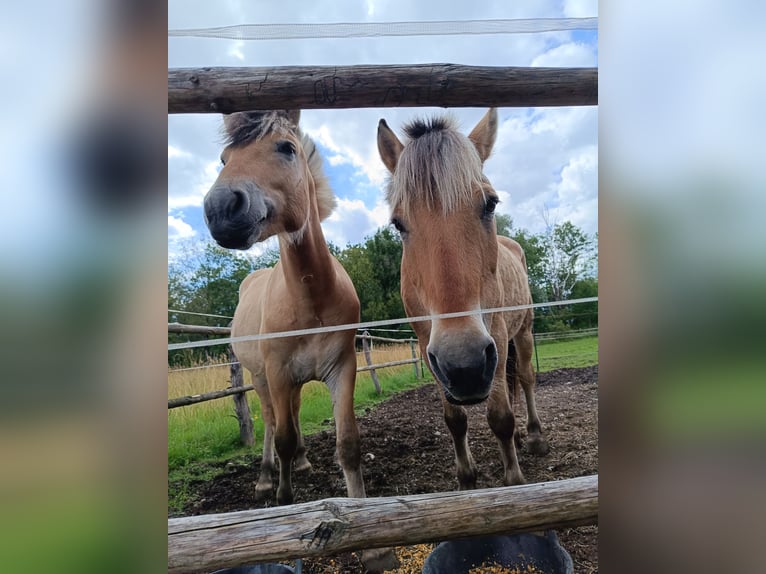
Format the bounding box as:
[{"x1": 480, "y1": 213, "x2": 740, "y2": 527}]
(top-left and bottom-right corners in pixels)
[
  {"x1": 403, "y1": 115, "x2": 456, "y2": 140},
  {"x1": 388, "y1": 115, "x2": 486, "y2": 215},
  {"x1": 222, "y1": 111, "x2": 295, "y2": 146}
]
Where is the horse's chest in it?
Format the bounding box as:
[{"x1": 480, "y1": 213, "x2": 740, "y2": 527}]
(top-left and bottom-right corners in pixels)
[{"x1": 283, "y1": 336, "x2": 344, "y2": 385}]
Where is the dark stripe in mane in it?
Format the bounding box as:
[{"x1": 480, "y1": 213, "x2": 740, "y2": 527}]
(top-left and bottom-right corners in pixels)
[
  {"x1": 223, "y1": 110, "x2": 295, "y2": 146},
  {"x1": 404, "y1": 116, "x2": 453, "y2": 140}
]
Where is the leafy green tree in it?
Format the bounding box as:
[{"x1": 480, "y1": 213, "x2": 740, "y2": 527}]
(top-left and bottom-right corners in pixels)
[
  {"x1": 336, "y1": 227, "x2": 407, "y2": 335},
  {"x1": 337, "y1": 244, "x2": 384, "y2": 323},
  {"x1": 568, "y1": 277, "x2": 599, "y2": 329},
  {"x1": 168, "y1": 241, "x2": 267, "y2": 365},
  {"x1": 542, "y1": 220, "x2": 597, "y2": 303},
  {"x1": 495, "y1": 214, "x2": 548, "y2": 303}
]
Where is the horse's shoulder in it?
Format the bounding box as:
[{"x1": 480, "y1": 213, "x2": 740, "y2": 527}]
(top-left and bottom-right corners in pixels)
[
  {"x1": 497, "y1": 235, "x2": 526, "y2": 267},
  {"x1": 239, "y1": 267, "x2": 273, "y2": 296}
]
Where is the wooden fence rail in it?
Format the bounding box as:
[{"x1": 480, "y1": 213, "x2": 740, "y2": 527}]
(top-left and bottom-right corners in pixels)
[
  {"x1": 168, "y1": 322, "x2": 412, "y2": 344},
  {"x1": 168, "y1": 323, "x2": 423, "y2": 410},
  {"x1": 168, "y1": 474, "x2": 598, "y2": 573},
  {"x1": 168, "y1": 64, "x2": 597, "y2": 113},
  {"x1": 168, "y1": 384, "x2": 254, "y2": 409}
]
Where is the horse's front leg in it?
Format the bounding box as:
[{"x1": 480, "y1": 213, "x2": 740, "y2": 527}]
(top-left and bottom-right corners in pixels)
[
  {"x1": 439, "y1": 393, "x2": 478, "y2": 490},
  {"x1": 268, "y1": 366, "x2": 300, "y2": 506},
  {"x1": 291, "y1": 389, "x2": 312, "y2": 472},
  {"x1": 487, "y1": 375, "x2": 525, "y2": 486},
  {"x1": 329, "y1": 350, "x2": 399, "y2": 573},
  {"x1": 514, "y1": 328, "x2": 549, "y2": 455},
  {"x1": 328, "y1": 352, "x2": 365, "y2": 498},
  {"x1": 252, "y1": 371, "x2": 277, "y2": 499}
]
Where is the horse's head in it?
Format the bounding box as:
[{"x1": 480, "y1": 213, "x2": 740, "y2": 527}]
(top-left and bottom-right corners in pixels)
[
  {"x1": 204, "y1": 109, "x2": 333, "y2": 250},
  {"x1": 378, "y1": 109, "x2": 503, "y2": 405}
]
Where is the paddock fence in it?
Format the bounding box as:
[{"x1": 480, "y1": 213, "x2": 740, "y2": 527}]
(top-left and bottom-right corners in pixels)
[
  {"x1": 168, "y1": 323, "x2": 421, "y2": 410},
  {"x1": 168, "y1": 474, "x2": 598, "y2": 573},
  {"x1": 168, "y1": 16, "x2": 598, "y2": 571}
]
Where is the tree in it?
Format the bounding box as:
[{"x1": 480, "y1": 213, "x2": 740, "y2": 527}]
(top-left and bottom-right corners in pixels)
[
  {"x1": 495, "y1": 213, "x2": 548, "y2": 303},
  {"x1": 168, "y1": 241, "x2": 265, "y2": 365},
  {"x1": 541, "y1": 220, "x2": 597, "y2": 303},
  {"x1": 336, "y1": 227, "x2": 406, "y2": 333}
]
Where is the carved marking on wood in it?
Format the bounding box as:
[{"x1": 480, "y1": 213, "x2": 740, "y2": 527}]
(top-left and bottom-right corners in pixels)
[
  {"x1": 300, "y1": 519, "x2": 348, "y2": 549},
  {"x1": 313, "y1": 75, "x2": 339, "y2": 104}
]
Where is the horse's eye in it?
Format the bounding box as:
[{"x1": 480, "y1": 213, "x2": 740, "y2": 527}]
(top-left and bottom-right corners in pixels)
[
  {"x1": 391, "y1": 217, "x2": 407, "y2": 234},
  {"x1": 483, "y1": 197, "x2": 499, "y2": 218},
  {"x1": 276, "y1": 141, "x2": 296, "y2": 156}
]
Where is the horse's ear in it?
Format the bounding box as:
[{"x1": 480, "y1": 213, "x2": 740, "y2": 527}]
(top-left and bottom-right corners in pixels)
[
  {"x1": 377, "y1": 119, "x2": 404, "y2": 173},
  {"x1": 285, "y1": 109, "x2": 301, "y2": 126},
  {"x1": 468, "y1": 108, "x2": 498, "y2": 164}
]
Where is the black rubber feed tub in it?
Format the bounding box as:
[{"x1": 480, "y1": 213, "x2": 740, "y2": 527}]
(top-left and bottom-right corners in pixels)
[{"x1": 422, "y1": 531, "x2": 573, "y2": 574}]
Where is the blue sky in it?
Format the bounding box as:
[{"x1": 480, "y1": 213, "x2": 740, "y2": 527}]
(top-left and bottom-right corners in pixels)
[{"x1": 168, "y1": 1, "x2": 598, "y2": 260}]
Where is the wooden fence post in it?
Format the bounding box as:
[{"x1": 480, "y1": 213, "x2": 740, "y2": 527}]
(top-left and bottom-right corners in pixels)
[
  {"x1": 362, "y1": 331, "x2": 381, "y2": 394},
  {"x1": 409, "y1": 338, "x2": 420, "y2": 379},
  {"x1": 229, "y1": 345, "x2": 254, "y2": 447}
]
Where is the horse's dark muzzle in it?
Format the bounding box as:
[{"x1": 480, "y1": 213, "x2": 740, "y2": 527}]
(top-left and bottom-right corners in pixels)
[
  {"x1": 428, "y1": 340, "x2": 498, "y2": 404},
  {"x1": 203, "y1": 182, "x2": 271, "y2": 250}
]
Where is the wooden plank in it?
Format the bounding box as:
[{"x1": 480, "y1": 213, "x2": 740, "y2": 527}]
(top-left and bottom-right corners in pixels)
[
  {"x1": 229, "y1": 346, "x2": 254, "y2": 446},
  {"x1": 361, "y1": 331, "x2": 381, "y2": 394},
  {"x1": 168, "y1": 322, "x2": 231, "y2": 335},
  {"x1": 168, "y1": 475, "x2": 598, "y2": 573},
  {"x1": 168, "y1": 385, "x2": 254, "y2": 409},
  {"x1": 168, "y1": 64, "x2": 598, "y2": 113},
  {"x1": 356, "y1": 358, "x2": 418, "y2": 372}
]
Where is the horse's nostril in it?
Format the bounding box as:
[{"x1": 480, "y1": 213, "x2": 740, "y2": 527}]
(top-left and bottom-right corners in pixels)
[
  {"x1": 485, "y1": 341, "x2": 497, "y2": 365},
  {"x1": 229, "y1": 189, "x2": 249, "y2": 217}
]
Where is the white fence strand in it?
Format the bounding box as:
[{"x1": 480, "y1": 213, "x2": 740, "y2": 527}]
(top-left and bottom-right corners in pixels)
[
  {"x1": 168, "y1": 297, "x2": 597, "y2": 351},
  {"x1": 168, "y1": 17, "x2": 597, "y2": 41}
]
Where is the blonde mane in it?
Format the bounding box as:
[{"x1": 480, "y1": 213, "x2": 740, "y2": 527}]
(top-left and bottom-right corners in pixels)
[
  {"x1": 386, "y1": 114, "x2": 487, "y2": 216},
  {"x1": 223, "y1": 110, "x2": 336, "y2": 221}
]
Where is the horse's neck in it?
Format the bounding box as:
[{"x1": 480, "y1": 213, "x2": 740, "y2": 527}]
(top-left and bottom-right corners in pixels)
[{"x1": 277, "y1": 192, "x2": 335, "y2": 300}]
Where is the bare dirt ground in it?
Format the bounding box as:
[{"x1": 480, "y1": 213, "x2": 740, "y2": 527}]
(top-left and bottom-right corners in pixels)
[{"x1": 171, "y1": 366, "x2": 598, "y2": 573}]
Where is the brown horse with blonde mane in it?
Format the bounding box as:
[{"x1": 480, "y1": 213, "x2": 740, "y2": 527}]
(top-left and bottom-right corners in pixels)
[
  {"x1": 377, "y1": 108, "x2": 549, "y2": 489},
  {"x1": 204, "y1": 110, "x2": 395, "y2": 571},
  {"x1": 203, "y1": 109, "x2": 364, "y2": 505}
]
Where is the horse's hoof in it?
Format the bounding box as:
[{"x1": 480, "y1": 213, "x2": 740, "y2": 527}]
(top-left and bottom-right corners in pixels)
[
  {"x1": 505, "y1": 471, "x2": 526, "y2": 486},
  {"x1": 277, "y1": 488, "x2": 294, "y2": 506},
  {"x1": 254, "y1": 483, "x2": 273, "y2": 501},
  {"x1": 294, "y1": 459, "x2": 312, "y2": 473},
  {"x1": 360, "y1": 547, "x2": 399, "y2": 573},
  {"x1": 527, "y1": 436, "x2": 550, "y2": 456}
]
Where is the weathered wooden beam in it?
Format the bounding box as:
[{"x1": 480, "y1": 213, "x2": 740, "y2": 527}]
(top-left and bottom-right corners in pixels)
[
  {"x1": 356, "y1": 358, "x2": 418, "y2": 372},
  {"x1": 168, "y1": 474, "x2": 598, "y2": 573},
  {"x1": 361, "y1": 331, "x2": 382, "y2": 394},
  {"x1": 229, "y1": 346, "x2": 255, "y2": 446},
  {"x1": 168, "y1": 385, "x2": 254, "y2": 409},
  {"x1": 168, "y1": 64, "x2": 598, "y2": 113},
  {"x1": 168, "y1": 322, "x2": 232, "y2": 336}
]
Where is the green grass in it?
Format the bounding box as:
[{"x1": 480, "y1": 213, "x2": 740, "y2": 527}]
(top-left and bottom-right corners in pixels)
[
  {"x1": 168, "y1": 367, "x2": 427, "y2": 472},
  {"x1": 533, "y1": 334, "x2": 598, "y2": 372}
]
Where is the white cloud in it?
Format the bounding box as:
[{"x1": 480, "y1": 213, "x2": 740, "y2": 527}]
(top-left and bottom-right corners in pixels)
[
  {"x1": 168, "y1": 215, "x2": 196, "y2": 239},
  {"x1": 323, "y1": 197, "x2": 391, "y2": 246},
  {"x1": 168, "y1": 145, "x2": 191, "y2": 159},
  {"x1": 168, "y1": 159, "x2": 221, "y2": 210},
  {"x1": 531, "y1": 42, "x2": 596, "y2": 67},
  {"x1": 562, "y1": 0, "x2": 598, "y2": 18},
  {"x1": 227, "y1": 40, "x2": 245, "y2": 62}
]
